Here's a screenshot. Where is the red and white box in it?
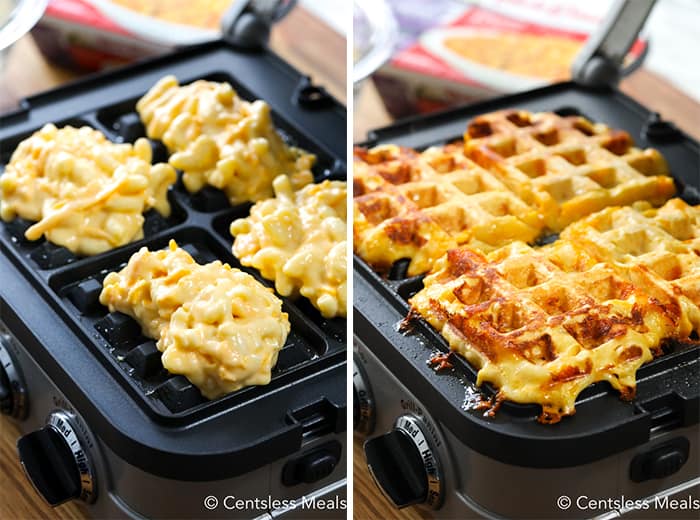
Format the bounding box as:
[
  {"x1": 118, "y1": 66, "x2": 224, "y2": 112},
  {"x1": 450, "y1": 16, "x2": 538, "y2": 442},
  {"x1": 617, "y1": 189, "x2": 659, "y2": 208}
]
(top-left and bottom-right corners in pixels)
[
  {"x1": 31, "y1": 0, "x2": 221, "y2": 71},
  {"x1": 375, "y1": 0, "x2": 644, "y2": 118}
]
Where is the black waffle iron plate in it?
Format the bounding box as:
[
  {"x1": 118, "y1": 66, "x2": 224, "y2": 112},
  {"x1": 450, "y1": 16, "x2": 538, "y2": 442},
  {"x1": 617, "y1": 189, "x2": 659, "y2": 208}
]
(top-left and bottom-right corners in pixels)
[
  {"x1": 354, "y1": 82, "x2": 700, "y2": 468},
  {"x1": 0, "y1": 39, "x2": 346, "y2": 480}
]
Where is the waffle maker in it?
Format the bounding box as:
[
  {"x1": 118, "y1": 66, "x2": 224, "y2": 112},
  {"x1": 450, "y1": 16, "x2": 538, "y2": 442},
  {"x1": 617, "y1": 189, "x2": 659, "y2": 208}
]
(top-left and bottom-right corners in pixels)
[
  {"x1": 0, "y1": 2, "x2": 347, "y2": 518},
  {"x1": 353, "y1": 1, "x2": 700, "y2": 518}
]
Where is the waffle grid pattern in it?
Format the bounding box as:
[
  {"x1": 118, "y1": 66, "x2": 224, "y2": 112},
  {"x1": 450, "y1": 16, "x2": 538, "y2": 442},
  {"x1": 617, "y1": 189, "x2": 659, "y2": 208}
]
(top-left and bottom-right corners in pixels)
[
  {"x1": 409, "y1": 199, "x2": 700, "y2": 423},
  {"x1": 354, "y1": 143, "x2": 544, "y2": 277},
  {"x1": 354, "y1": 109, "x2": 698, "y2": 423},
  {"x1": 354, "y1": 110, "x2": 676, "y2": 277},
  {"x1": 464, "y1": 110, "x2": 675, "y2": 230}
]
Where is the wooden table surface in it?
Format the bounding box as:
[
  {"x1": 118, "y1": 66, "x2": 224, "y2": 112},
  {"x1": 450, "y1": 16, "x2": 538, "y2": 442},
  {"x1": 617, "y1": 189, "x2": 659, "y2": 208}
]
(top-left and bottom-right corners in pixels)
[
  {"x1": 352, "y1": 73, "x2": 700, "y2": 520},
  {"x1": 0, "y1": 7, "x2": 345, "y2": 520}
]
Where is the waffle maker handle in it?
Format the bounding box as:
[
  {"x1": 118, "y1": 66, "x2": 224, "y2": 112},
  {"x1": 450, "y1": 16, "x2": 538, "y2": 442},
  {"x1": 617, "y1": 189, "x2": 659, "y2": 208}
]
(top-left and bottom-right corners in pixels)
[
  {"x1": 572, "y1": 0, "x2": 655, "y2": 87},
  {"x1": 220, "y1": 0, "x2": 297, "y2": 49}
]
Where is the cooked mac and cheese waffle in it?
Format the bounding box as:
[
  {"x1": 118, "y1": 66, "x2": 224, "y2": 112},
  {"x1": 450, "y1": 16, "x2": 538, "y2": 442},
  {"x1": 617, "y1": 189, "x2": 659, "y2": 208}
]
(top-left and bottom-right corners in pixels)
[
  {"x1": 136, "y1": 75, "x2": 315, "y2": 205},
  {"x1": 100, "y1": 240, "x2": 290, "y2": 400},
  {"x1": 561, "y1": 198, "x2": 700, "y2": 330},
  {"x1": 409, "y1": 198, "x2": 700, "y2": 423},
  {"x1": 231, "y1": 176, "x2": 347, "y2": 319},
  {"x1": 0, "y1": 124, "x2": 176, "y2": 255},
  {"x1": 354, "y1": 144, "x2": 544, "y2": 276},
  {"x1": 463, "y1": 110, "x2": 676, "y2": 229},
  {"x1": 354, "y1": 110, "x2": 677, "y2": 277}
]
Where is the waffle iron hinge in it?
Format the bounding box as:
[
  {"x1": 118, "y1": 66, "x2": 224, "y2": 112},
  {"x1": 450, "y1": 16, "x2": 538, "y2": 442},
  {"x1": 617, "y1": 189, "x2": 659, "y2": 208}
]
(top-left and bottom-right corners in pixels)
[
  {"x1": 220, "y1": 0, "x2": 335, "y2": 109},
  {"x1": 220, "y1": 0, "x2": 296, "y2": 49},
  {"x1": 571, "y1": 0, "x2": 656, "y2": 88}
]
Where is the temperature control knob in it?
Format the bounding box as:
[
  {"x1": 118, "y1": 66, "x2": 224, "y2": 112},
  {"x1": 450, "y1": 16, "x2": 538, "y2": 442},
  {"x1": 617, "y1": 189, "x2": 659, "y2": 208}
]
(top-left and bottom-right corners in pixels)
[
  {"x1": 353, "y1": 359, "x2": 375, "y2": 434},
  {"x1": 0, "y1": 334, "x2": 27, "y2": 419},
  {"x1": 364, "y1": 415, "x2": 443, "y2": 509},
  {"x1": 17, "y1": 411, "x2": 97, "y2": 506}
]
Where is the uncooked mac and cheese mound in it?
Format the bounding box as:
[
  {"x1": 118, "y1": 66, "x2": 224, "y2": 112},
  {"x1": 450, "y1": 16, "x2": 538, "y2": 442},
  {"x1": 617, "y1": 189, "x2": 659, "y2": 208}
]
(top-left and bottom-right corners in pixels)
[
  {"x1": 230, "y1": 176, "x2": 347, "y2": 319},
  {"x1": 99, "y1": 240, "x2": 290, "y2": 399},
  {"x1": 0, "y1": 124, "x2": 176, "y2": 255},
  {"x1": 136, "y1": 75, "x2": 315, "y2": 205}
]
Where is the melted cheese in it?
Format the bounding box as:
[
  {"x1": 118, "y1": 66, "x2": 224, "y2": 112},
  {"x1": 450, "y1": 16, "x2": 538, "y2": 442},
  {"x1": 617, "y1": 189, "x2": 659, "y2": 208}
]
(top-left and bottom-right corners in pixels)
[
  {"x1": 353, "y1": 144, "x2": 545, "y2": 276},
  {"x1": 99, "y1": 240, "x2": 290, "y2": 399},
  {"x1": 0, "y1": 124, "x2": 176, "y2": 255},
  {"x1": 415, "y1": 254, "x2": 674, "y2": 422},
  {"x1": 136, "y1": 75, "x2": 315, "y2": 205},
  {"x1": 231, "y1": 176, "x2": 347, "y2": 318},
  {"x1": 353, "y1": 111, "x2": 675, "y2": 277},
  {"x1": 410, "y1": 199, "x2": 700, "y2": 423}
]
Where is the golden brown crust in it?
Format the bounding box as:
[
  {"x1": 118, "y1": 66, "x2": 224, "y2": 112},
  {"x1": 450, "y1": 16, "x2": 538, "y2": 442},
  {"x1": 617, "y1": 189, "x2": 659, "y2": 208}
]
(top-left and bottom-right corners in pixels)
[
  {"x1": 462, "y1": 110, "x2": 676, "y2": 231},
  {"x1": 409, "y1": 199, "x2": 700, "y2": 423},
  {"x1": 354, "y1": 111, "x2": 676, "y2": 277},
  {"x1": 355, "y1": 110, "x2": 691, "y2": 424},
  {"x1": 353, "y1": 142, "x2": 543, "y2": 276}
]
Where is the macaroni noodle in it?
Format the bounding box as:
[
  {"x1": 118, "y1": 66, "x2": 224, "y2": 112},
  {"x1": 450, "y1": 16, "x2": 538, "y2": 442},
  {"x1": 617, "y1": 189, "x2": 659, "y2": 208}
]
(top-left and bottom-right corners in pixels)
[
  {"x1": 99, "y1": 240, "x2": 290, "y2": 399},
  {"x1": 0, "y1": 124, "x2": 176, "y2": 255},
  {"x1": 231, "y1": 176, "x2": 347, "y2": 319},
  {"x1": 136, "y1": 75, "x2": 315, "y2": 205}
]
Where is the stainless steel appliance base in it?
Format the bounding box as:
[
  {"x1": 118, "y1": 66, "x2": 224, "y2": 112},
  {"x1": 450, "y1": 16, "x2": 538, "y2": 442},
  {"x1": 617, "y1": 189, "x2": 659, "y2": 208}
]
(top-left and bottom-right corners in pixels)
[{"x1": 355, "y1": 337, "x2": 699, "y2": 519}]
